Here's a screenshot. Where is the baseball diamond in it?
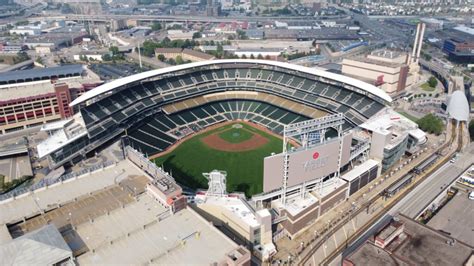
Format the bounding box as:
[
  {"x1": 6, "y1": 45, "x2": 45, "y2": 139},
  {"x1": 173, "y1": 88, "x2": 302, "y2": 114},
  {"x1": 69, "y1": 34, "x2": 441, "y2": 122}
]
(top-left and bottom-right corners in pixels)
[{"x1": 153, "y1": 122, "x2": 283, "y2": 197}]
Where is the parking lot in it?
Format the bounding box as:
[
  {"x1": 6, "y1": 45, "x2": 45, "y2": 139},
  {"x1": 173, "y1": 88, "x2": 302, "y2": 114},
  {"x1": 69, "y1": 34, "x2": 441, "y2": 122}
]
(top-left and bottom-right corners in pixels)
[
  {"x1": 7, "y1": 175, "x2": 148, "y2": 239},
  {"x1": 0, "y1": 155, "x2": 32, "y2": 183},
  {"x1": 90, "y1": 63, "x2": 151, "y2": 80}
]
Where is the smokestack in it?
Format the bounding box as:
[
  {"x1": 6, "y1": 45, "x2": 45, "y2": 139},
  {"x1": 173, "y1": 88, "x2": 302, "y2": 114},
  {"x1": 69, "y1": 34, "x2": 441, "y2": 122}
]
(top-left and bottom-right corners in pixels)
[
  {"x1": 416, "y1": 23, "x2": 426, "y2": 63},
  {"x1": 411, "y1": 23, "x2": 421, "y2": 61}
]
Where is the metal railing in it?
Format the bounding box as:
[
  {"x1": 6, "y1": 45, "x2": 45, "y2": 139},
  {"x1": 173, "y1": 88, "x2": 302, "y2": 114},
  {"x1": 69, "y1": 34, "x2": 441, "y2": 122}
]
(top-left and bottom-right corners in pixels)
[{"x1": 0, "y1": 161, "x2": 117, "y2": 202}]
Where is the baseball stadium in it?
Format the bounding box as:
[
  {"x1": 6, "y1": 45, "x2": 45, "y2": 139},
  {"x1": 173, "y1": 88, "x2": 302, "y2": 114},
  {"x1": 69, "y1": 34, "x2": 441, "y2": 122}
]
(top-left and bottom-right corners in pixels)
[{"x1": 36, "y1": 60, "x2": 391, "y2": 196}]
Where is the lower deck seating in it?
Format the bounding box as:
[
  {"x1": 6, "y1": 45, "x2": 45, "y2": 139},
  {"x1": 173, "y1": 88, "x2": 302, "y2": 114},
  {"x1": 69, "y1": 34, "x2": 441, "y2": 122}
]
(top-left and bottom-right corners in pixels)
[{"x1": 128, "y1": 99, "x2": 311, "y2": 155}]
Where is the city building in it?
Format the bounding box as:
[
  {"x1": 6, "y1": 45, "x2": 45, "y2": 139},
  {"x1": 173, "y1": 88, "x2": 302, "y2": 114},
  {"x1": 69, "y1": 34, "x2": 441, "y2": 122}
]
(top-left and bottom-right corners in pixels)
[
  {"x1": 155, "y1": 48, "x2": 215, "y2": 62},
  {"x1": 154, "y1": 48, "x2": 183, "y2": 60},
  {"x1": 193, "y1": 170, "x2": 276, "y2": 260},
  {"x1": 73, "y1": 52, "x2": 104, "y2": 62},
  {"x1": 110, "y1": 19, "x2": 127, "y2": 32},
  {"x1": 342, "y1": 50, "x2": 412, "y2": 95},
  {"x1": 420, "y1": 18, "x2": 444, "y2": 30},
  {"x1": 0, "y1": 65, "x2": 102, "y2": 134},
  {"x1": 343, "y1": 215, "x2": 474, "y2": 266},
  {"x1": 359, "y1": 108, "x2": 426, "y2": 171},
  {"x1": 167, "y1": 30, "x2": 197, "y2": 40},
  {"x1": 234, "y1": 48, "x2": 281, "y2": 59},
  {"x1": 9, "y1": 26, "x2": 41, "y2": 36},
  {"x1": 34, "y1": 46, "x2": 52, "y2": 54},
  {"x1": 181, "y1": 49, "x2": 215, "y2": 62},
  {"x1": 442, "y1": 33, "x2": 474, "y2": 64},
  {"x1": 206, "y1": 0, "x2": 221, "y2": 17},
  {"x1": 0, "y1": 43, "x2": 26, "y2": 54}
]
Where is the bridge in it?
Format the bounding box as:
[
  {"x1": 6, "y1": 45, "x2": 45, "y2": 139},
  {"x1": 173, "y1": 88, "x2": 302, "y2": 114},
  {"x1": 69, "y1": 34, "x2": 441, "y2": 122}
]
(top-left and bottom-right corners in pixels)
[
  {"x1": 419, "y1": 59, "x2": 465, "y2": 93},
  {"x1": 28, "y1": 13, "x2": 351, "y2": 24}
]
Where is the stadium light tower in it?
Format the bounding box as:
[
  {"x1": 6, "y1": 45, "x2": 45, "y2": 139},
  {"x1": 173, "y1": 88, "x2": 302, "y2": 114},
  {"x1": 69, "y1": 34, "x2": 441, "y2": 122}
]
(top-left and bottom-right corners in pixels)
[{"x1": 203, "y1": 170, "x2": 228, "y2": 197}]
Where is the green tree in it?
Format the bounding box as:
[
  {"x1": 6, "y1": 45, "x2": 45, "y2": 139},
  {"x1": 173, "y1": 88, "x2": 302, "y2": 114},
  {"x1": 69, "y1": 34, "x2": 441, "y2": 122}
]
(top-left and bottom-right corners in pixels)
[
  {"x1": 428, "y1": 76, "x2": 438, "y2": 88},
  {"x1": 236, "y1": 29, "x2": 248, "y2": 40},
  {"x1": 469, "y1": 120, "x2": 474, "y2": 141},
  {"x1": 102, "y1": 53, "x2": 112, "y2": 61},
  {"x1": 13, "y1": 51, "x2": 30, "y2": 64},
  {"x1": 35, "y1": 57, "x2": 43, "y2": 65},
  {"x1": 257, "y1": 54, "x2": 264, "y2": 59},
  {"x1": 151, "y1": 22, "x2": 162, "y2": 31},
  {"x1": 417, "y1": 113, "x2": 444, "y2": 135},
  {"x1": 109, "y1": 46, "x2": 119, "y2": 56},
  {"x1": 192, "y1": 32, "x2": 202, "y2": 39},
  {"x1": 157, "y1": 54, "x2": 166, "y2": 61},
  {"x1": 175, "y1": 55, "x2": 184, "y2": 65}
]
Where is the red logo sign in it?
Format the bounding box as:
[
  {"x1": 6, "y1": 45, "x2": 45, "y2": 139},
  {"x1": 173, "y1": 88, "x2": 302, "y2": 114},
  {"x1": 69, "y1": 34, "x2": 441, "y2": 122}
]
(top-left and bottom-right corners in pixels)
[{"x1": 312, "y1": 152, "x2": 320, "y2": 160}]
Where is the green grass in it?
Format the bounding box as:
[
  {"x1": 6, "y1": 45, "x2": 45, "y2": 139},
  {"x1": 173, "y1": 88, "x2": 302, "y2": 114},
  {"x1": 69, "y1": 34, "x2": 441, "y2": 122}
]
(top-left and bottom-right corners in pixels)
[
  {"x1": 218, "y1": 127, "x2": 253, "y2": 143},
  {"x1": 398, "y1": 111, "x2": 419, "y2": 122},
  {"x1": 421, "y1": 82, "x2": 436, "y2": 91},
  {"x1": 153, "y1": 123, "x2": 283, "y2": 197}
]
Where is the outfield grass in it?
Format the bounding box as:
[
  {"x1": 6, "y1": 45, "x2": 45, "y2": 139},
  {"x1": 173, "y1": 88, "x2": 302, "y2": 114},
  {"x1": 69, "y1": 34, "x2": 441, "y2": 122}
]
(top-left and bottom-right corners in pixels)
[
  {"x1": 421, "y1": 83, "x2": 436, "y2": 92},
  {"x1": 398, "y1": 111, "x2": 419, "y2": 122},
  {"x1": 218, "y1": 127, "x2": 253, "y2": 143},
  {"x1": 153, "y1": 123, "x2": 282, "y2": 197}
]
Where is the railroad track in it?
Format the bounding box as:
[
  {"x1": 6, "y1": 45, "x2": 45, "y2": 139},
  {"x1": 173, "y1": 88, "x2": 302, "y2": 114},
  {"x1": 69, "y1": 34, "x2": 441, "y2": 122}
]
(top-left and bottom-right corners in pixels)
[{"x1": 298, "y1": 124, "x2": 463, "y2": 266}]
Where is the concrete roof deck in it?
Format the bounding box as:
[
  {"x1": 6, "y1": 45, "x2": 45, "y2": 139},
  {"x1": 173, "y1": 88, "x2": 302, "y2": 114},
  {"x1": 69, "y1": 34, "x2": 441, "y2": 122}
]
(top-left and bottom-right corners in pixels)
[
  {"x1": 7, "y1": 176, "x2": 148, "y2": 239},
  {"x1": 76, "y1": 195, "x2": 240, "y2": 265},
  {"x1": 395, "y1": 215, "x2": 473, "y2": 266},
  {"x1": 196, "y1": 195, "x2": 260, "y2": 228},
  {"x1": 0, "y1": 160, "x2": 141, "y2": 225},
  {"x1": 342, "y1": 159, "x2": 379, "y2": 182},
  {"x1": 427, "y1": 190, "x2": 474, "y2": 247},
  {"x1": 346, "y1": 215, "x2": 473, "y2": 266}
]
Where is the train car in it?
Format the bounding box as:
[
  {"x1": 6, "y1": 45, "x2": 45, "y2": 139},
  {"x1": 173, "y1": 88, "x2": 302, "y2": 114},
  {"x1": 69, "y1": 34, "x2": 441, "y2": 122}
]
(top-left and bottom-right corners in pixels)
[
  {"x1": 385, "y1": 174, "x2": 414, "y2": 198},
  {"x1": 414, "y1": 154, "x2": 439, "y2": 174}
]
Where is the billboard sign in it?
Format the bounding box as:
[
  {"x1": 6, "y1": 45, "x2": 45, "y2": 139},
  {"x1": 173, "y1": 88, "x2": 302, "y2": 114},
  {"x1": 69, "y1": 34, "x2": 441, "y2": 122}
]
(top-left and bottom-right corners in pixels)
[{"x1": 263, "y1": 133, "x2": 352, "y2": 192}]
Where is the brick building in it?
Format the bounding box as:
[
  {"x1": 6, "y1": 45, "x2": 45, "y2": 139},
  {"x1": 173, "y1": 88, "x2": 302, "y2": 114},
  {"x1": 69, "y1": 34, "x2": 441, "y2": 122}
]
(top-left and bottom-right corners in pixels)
[{"x1": 0, "y1": 65, "x2": 102, "y2": 134}]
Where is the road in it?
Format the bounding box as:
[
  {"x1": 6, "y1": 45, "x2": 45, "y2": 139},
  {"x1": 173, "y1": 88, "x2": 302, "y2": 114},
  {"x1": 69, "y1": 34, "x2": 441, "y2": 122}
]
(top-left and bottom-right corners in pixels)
[
  {"x1": 328, "y1": 143, "x2": 474, "y2": 265},
  {"x1": 274, "y1": 140, "x2": 439, "y2": 264},
  {"x1": 29, "y1": 13, "x2": 350, "y2": 23},
  {"x1": 295, "y1": 121, "x2": 464, "y2": 265},
  {"x1": 396, "y1": 144, "x2": 474, "y2": 218}
]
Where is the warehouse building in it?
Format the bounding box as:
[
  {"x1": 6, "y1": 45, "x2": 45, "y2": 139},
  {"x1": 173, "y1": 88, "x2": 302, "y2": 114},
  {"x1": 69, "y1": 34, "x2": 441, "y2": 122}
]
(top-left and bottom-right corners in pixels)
[{"x1": 342, "y1": 50, "x2": 412, "y2": 95}]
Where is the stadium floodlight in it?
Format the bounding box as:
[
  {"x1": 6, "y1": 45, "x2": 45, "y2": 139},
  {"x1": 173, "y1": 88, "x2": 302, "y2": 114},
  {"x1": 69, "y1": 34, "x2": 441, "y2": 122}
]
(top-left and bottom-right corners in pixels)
[{"x1": 203, "y1": 170, "x2": 228, "y2": 197}]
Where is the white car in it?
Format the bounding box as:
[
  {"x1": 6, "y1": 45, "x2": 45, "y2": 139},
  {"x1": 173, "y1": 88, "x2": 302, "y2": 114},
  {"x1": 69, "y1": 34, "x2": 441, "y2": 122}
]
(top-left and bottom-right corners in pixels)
[{"x1": 469, "y1": 191, "x2": 474, "y2": 201}]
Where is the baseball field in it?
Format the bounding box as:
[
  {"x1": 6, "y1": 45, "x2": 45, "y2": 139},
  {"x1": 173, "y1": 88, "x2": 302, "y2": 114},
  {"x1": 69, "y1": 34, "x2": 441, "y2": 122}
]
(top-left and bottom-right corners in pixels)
[{"x1": 152, "y1": 122, "x2": 283, "y2": 197}]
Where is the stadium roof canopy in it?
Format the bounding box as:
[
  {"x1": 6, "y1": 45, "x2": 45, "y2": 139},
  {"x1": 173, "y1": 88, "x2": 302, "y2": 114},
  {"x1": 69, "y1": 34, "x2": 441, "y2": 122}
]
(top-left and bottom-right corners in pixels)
[
  {"x1": 447, "y1": 90, "x2": 470, "y2": 122},
  {"x1": 0, "y1": 64, "x2": 84, "y2": 85},
  {"x1": 70, "y1": 59, "x2": 392, "y2": 107}
]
